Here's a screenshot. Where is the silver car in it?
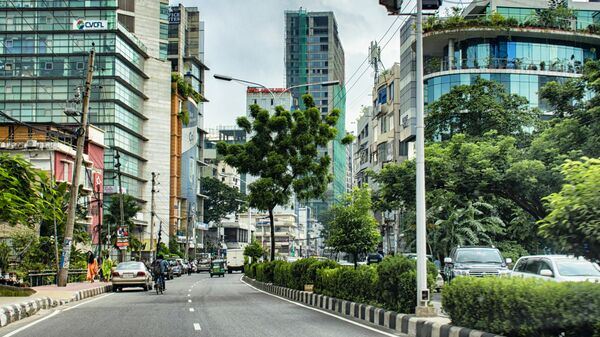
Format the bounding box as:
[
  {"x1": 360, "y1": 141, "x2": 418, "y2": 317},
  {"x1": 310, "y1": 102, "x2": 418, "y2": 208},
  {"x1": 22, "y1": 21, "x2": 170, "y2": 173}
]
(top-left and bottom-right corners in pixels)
[
  {"x1": 511, "y1": 255, "x2": 600, "y2": 283},
  {"x1": 112, "y1": 262, "x2": 153, "y2": 291}
]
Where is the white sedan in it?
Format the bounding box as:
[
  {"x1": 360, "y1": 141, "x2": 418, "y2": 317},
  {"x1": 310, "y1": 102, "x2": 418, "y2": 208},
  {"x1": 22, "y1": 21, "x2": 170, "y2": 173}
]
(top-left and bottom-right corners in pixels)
[{"x1": 511, "y1": 255, "x2": 600, "y2": 283}]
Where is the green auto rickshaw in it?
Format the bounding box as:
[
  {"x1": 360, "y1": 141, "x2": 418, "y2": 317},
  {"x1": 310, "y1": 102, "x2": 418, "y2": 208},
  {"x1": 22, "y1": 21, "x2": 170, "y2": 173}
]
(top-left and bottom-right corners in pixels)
[{"x1": 210, "y1": 259, "x2": 226, "y2": 278}]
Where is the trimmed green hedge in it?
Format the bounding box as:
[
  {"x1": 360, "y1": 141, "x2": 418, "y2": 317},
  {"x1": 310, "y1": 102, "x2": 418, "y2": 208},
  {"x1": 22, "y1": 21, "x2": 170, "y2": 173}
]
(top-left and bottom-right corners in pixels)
[
  {"x1": 442, "y1": 277, "x2": 600, "y2": 337},
  {"x1": 246, "y1": 256, "x2": 437, "y2": 314}
]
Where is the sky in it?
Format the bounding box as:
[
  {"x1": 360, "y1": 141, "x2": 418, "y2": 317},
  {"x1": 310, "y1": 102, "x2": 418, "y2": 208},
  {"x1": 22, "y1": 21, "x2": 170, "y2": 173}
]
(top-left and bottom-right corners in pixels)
[{"x1": 171, "y1": 0, "x2": 410, "y2": 132}]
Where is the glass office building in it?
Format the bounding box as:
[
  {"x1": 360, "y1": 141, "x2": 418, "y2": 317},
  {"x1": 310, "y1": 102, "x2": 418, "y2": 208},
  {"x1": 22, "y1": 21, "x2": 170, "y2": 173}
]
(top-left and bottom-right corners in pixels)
[
  {"x1": 0, "y1": 0, "x2": 169, "y2": 203},
  {"x1": 285, "y1": 9, "x2": 346, "y2": 217}
]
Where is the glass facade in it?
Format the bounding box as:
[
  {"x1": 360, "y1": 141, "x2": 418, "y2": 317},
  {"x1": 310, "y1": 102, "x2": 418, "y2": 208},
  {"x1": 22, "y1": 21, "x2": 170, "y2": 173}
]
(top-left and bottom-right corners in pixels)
[
  {"x1": 425, "y1": 73, "x2": 571, "y2": 111},
  {"x1": 0, "y1": 2, "x2": 148, "y2": 200},
  {"x1": 426, "y1": 37, "x2": 597, "y2": 75}
]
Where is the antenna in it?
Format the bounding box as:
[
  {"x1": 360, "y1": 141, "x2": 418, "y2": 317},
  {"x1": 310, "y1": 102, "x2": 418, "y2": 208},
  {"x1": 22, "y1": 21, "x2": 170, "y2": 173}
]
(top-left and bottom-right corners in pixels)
[{"x1": 369, "y1": 41, "x2": 381, "y2": 85}]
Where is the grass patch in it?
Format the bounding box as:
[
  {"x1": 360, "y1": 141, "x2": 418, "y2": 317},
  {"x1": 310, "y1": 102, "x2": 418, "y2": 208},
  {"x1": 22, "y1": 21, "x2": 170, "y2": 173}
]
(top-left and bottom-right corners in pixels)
[{"x1": 0, "y1": 285, "x2": 36, "y2": 297}]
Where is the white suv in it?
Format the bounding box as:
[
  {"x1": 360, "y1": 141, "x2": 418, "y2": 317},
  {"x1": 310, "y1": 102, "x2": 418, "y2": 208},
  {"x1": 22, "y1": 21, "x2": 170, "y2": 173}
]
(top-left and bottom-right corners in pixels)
[{"x1": 511, "y1": 255, "x2": 600, "y2": 283}]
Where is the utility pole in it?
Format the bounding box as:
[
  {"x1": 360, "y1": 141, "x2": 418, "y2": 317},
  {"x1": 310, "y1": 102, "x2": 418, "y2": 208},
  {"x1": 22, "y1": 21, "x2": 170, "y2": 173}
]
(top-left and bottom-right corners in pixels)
[
  {"x1": 115, "y1": 149, "x2": 126, "y2": 262},
  {"x1": 150, "y1": 172, "x2": 158, "y2": 261},
  {"x1": 57, "y1": 47, "x2": 95, "y2": 287}
]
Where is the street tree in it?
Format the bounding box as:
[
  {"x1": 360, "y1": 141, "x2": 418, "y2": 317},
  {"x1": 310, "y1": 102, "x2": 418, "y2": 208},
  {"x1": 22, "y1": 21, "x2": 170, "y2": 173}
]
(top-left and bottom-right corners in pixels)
[
  {"x1": 326, "y1": 186, "x2": 380, "y2": 269},
  {"x1": 539, "y1": 157, "x2": 600, "y2": 261},
  {"x1": 425, "y1": 77, "x2": 539, "y2": 142},
  {"x1": 243, "y1": 240, "x2": 266, "y2": 263},
  {"x1": 0, "y1": 154, "x2": 44, "y2": 227},
  {"x1": 202, "y1": 176, "x2": 246, "y2": 224},
  {"x1": 217, "y1": 94, "x2": 352, "y2": 261}
]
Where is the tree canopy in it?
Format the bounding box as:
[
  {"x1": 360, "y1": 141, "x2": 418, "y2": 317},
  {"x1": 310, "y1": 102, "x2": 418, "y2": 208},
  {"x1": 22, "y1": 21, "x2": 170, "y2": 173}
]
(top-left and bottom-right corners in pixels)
[
  {"x1": 201, "y1": 176, "x2": 246, "y2": 224},
  {"x1": 326, "y1": 186, "x2": 380, "y2": 269},
  {"x1": 425, "y1": 77, "x2": 539, "y2": 141},
  {"x1": 539, "y1": 158, "x2": 600, "y2": 261},
  {"x1": 217, "y1": 94, "x2": 352, "y2": 261}
]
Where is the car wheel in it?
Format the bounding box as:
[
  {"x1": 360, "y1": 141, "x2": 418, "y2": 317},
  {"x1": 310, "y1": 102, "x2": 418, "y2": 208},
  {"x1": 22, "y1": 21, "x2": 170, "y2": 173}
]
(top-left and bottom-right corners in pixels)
[
  {"x1": 112, "y1": 286, "x2": 117, "y2": 292},
  {"x1": 143, "y1": 285, "x2": 148, "y2": 291},
  {"x1": 228, "y1": 270, "x2": 232, "y2": 274}
]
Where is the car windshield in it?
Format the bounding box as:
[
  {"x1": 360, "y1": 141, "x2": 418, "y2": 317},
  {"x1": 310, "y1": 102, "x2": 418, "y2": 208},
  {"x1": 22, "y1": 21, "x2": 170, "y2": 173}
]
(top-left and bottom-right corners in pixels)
[
  {"x1": 116, "y1": 262, "x2": 143, "y2": 270},
  {"x1": 556, "y1": 259, "x2": 600, "y2": 277},
  {"x1": 455, "y1": 249, "x2": 503, "y2": 264}
]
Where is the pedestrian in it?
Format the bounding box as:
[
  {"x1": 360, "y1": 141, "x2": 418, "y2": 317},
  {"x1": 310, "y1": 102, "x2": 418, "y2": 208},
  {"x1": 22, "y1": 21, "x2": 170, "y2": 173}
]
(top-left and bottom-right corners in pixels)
[
  {"x1": 101, "y1": 253, "x2": 113, "y2": 282},
  {"x1": 86, "y1": 251, "x2": 98, "y2": 283},
  {"x1": 97, "y1": 254, "x2": 104, "y2": 281}
]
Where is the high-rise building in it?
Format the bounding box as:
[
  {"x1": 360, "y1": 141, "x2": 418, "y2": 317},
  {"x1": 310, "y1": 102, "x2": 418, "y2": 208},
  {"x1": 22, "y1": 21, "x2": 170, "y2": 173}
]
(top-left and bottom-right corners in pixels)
[
  {"x1": 167, "y1": 4, "x2": 209, "y2": 255},
  {"x1": 0, "y1": 0, "x2": 173, "y2": 259},
  {"x1": 284, "y1": 9, "x2": 346, "y2": 218},
  {"x1": 398, "y1": 0, "x2": 600, "y2": 159}
]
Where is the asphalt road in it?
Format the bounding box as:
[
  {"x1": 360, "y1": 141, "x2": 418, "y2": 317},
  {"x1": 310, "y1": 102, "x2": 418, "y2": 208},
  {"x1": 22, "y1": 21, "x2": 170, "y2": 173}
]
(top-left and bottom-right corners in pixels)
[{"x1": 1, "y1": 273, "x2": 399, "y2": 337}]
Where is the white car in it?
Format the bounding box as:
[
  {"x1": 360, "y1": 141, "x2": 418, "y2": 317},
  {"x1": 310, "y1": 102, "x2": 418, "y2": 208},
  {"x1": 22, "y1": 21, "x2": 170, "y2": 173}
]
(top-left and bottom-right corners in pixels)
[{"x1": 511, "y1": 255, "x2": 600, "y2": 283}]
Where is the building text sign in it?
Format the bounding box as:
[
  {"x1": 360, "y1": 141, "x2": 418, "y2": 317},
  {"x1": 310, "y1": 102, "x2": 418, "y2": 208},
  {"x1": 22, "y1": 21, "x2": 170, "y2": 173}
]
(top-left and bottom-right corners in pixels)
[{"x1": 73, "y1": 19, "x2": 108, "y2": 30}]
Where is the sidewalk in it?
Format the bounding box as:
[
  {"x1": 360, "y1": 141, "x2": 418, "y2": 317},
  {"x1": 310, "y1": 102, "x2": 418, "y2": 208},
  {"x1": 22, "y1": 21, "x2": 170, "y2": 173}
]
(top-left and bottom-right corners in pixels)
[{"x1": 0, "y1": 282, "x2": 112, "y2": 328}]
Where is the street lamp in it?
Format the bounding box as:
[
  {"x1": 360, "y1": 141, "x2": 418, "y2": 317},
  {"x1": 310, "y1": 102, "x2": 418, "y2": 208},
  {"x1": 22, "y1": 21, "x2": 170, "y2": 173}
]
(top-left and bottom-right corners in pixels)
[
  {"x1": 379, "y1": 0, "x2": 440, "y2": 316},
  {"x1": 213, "y1": 73, "x2": 340, "y2": 102}
]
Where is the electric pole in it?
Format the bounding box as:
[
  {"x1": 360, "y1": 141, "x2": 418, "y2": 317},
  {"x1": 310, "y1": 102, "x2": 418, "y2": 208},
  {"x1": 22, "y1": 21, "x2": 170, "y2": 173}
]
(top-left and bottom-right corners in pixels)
[
  {"x1": 115, "y1": 149, "x2": 126, "y2": 262},
  {"x1": 58, "y1": 47, "x2": 95, "y2": 287},
  {"x1": 150, "y1": 172, "x2": 158, "y2": 261}
]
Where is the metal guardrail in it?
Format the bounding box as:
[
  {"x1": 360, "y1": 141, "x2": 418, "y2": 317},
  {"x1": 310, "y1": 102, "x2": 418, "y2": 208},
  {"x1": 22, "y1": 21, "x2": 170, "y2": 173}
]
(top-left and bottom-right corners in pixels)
[{"x1": 27, "y1": 269, "x2": 87, "y2": 287}]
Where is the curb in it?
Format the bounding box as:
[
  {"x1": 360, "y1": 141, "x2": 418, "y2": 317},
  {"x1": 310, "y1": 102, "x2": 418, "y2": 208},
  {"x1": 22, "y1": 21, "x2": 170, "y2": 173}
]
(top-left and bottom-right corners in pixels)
[
  {"x1": 242, "y1": 276, "x2": 503, "y2": 337},
  {"x1": 0, "y1": 284, "x2": 112, "y2": 328}
]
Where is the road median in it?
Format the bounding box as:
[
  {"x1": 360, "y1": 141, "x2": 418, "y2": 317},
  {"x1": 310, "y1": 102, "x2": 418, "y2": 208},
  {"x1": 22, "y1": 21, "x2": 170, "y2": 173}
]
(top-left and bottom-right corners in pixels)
[{"x1": 242, "y1": 275, "x2": 503, "y2": 337}]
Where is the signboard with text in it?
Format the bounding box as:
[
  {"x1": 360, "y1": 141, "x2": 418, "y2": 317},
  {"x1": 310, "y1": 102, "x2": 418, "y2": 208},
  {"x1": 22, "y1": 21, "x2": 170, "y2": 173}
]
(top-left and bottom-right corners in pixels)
[{"x1": 73, "y1": 19, "x2": 108, "y2": 30}]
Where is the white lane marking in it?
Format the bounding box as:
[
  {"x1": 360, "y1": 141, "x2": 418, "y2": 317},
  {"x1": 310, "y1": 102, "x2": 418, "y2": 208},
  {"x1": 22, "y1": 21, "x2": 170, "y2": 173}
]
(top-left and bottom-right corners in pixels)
[
  {"x1": 1, "y1": 310, "x2": 60, "y2": 337},
  {"x1": 193, "y1": 323, "x2": 201, "y2": 331},
  {"x1": 240, "y1": 277, "x2": 397, "y2": 337},
  {"x1": 188, "y1": 289, "x2": 191, "y2": 292},
  {"x1": 187, "y1": 294, "x2": 191, "y2": 297},
  {"x1": 188, "y1": 299, "x2": 192, "y2": 303},
  {"x1": 63, "y1": 293, "x2": 113, "y2": 312},
  {"x1": 189, "y1": 308, "x2": 195, "y2": 312}
]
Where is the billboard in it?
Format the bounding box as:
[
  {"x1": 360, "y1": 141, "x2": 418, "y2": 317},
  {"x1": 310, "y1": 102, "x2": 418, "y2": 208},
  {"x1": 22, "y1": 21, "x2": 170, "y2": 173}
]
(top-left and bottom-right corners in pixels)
[{"x1": 181, "y1": 99, "x2": 199, "y2": 223}]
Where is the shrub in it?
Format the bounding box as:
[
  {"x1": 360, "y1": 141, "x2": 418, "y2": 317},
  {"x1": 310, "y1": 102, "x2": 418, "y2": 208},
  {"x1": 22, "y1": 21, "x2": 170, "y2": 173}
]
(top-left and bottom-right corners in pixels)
[
  {"x1": 375, "y1": 256, "x2": 438, "y2": 314},
  {"x1": 316, "y1": 265, "x2": 378, "y2": 305},
  {"x1": 305, "y1": 259, "x2": 338, "y2": 286},
  {"x1": 273, "y1": 261, "x2": 293, "y2": 288},
  {"x1": 443, "y1": 277, "x2": 600, "y2": 337}
]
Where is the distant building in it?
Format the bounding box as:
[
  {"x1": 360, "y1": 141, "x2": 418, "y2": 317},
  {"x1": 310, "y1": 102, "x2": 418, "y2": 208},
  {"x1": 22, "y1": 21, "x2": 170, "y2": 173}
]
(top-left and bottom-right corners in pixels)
[
  {"x1": 254, "y1": 212, "x2": 297, "y2": 257},
  {"x1": 246, "y1": 87, "x2": 293, "y2": 114},
  {"x1": 0, "y1": 123, "x2": 105, "y2": 249},
  {"x1": 285, "y1": 9, "x2": 347, "y2": 219},
  {"x1": 167, "y1": 4, "x2": 210, "y2": 255}
]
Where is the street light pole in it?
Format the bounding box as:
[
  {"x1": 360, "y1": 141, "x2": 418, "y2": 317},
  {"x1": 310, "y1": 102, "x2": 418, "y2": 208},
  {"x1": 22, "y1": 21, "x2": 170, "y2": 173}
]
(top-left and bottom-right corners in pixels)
[
  {"x1": 414, "y1": 0, "x2": 431, "y2": 314},
  {"x1": 57, "y1": 48, "x2": 95, "y2": 287}
]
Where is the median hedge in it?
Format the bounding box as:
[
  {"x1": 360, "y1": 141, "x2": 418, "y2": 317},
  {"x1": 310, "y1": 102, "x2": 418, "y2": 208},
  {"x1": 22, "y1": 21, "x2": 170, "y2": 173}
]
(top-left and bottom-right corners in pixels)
[
  {"x1": 245, "y1": 256, "x2": 437, "y2": 314},
  {"x1": 442, "y1": 277, "x2": 600, "y2": 337}
]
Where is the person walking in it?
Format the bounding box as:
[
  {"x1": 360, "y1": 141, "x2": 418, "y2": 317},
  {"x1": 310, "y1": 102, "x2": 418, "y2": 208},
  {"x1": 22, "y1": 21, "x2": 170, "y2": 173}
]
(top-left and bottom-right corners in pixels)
[
  {"x1": 101, "y1": 253, "x2": 113, "y2": 282},
  {"x1": 86, "y1": 251, "x2": 99, "y2": 283}
]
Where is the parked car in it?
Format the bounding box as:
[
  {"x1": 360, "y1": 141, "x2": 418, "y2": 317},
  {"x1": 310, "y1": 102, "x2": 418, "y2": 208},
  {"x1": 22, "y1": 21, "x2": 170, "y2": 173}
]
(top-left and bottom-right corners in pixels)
[
  {"x1": 443, "y1": 246, "x2": 511, "y2": 282},
  {"x1": 511, "y1": 255, "x2": 600, "y2": 283},
  {"x1": 168, "y1": 260, "x2": 182, "y2": 277},
  {"x1": 112, "y1": 262, "x2": 152, "y2": 292}
]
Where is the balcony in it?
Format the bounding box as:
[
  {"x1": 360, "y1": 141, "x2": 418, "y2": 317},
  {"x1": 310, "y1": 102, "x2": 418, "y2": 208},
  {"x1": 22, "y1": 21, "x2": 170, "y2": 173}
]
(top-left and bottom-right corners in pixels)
[{"x1": 424, "y1": 56, "x2": 584, "y2": 78}]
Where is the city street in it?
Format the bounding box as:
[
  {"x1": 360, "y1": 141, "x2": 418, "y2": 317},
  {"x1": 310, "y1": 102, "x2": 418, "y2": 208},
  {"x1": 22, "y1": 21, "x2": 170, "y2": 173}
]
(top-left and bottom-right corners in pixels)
[{"x1": 0, "y1": 274, "x2": 398, "y2": 337}]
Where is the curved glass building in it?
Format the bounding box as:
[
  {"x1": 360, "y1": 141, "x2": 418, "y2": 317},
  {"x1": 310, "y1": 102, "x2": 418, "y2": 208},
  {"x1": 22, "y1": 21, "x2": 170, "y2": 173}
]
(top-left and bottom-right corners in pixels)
[{"x1": 397, "y1": 0, "x2": 600, "y2": 159}]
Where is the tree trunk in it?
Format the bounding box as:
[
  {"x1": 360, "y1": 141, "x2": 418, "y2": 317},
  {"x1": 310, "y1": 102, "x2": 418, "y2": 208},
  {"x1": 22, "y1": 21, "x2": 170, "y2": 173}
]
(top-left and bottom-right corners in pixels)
[
  {"x1": 353, "y1": 253, "x2": 358, "y2": 270},
  {"x1": 269, "y1": 208, "x2": 275, "y2": 262}
]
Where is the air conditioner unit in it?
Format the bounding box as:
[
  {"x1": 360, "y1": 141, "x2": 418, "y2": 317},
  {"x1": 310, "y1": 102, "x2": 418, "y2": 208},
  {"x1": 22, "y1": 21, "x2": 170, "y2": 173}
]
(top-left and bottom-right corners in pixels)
[
  {"x1": 25, "y1": 140, "x2": 38, "y2": 148},
  {"x1": 0, "y1": 142, "x2": 6, "y2": 148}
]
